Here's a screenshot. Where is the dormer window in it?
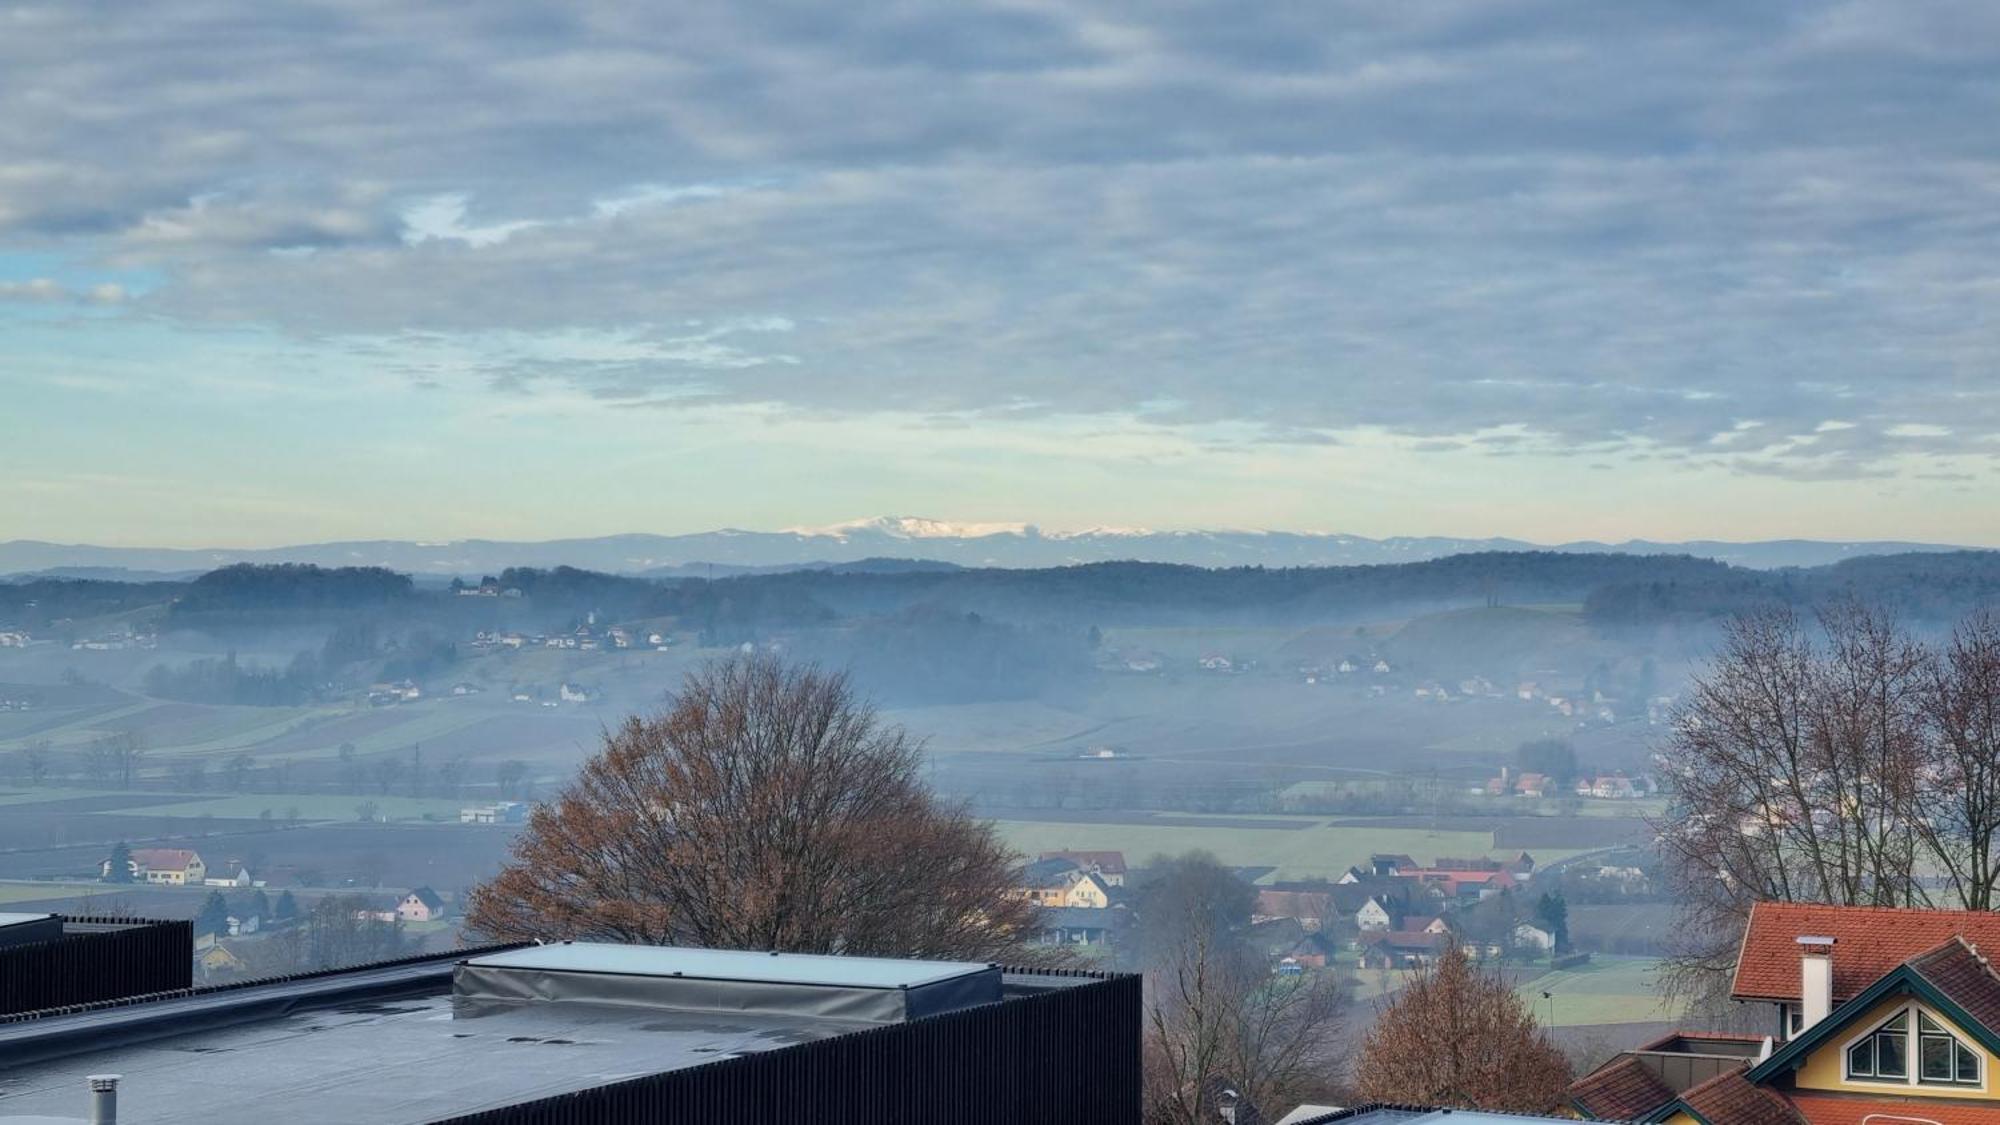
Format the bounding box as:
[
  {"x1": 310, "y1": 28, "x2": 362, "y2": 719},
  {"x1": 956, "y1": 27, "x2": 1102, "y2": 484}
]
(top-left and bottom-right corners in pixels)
[{"x1": 1844, "y1": 1005, "x2": 1981, "y2": 1088}]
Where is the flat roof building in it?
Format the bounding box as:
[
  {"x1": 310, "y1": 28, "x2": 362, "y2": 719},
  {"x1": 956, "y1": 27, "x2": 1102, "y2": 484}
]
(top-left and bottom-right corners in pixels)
[{"x1": 0, "y1": 942, "x2": 1139, "y2": 1125}]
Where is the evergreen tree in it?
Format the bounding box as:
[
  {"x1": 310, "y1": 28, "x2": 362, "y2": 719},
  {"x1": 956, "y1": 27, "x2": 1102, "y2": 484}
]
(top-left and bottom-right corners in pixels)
[
  {"x1": 273, "y1": 889, "x2": 299, "y2": 923},
  {"x1": 195, "y1": 890, "x2": 231, "y2": 938},
  {"x1": 103, "y1": 841, "x2": 134, "y2": 884},
  {"x1": 1534, "y1": 892, "x2": 1570, "y2": 954}
]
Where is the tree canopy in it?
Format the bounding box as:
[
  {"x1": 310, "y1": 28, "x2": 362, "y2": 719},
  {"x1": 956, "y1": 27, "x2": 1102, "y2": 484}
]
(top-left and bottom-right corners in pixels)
[
  {"x1": 465, "y1": 655, "x2": 1037, "y2": 959},
  {"x1": 1352, "y1": 944, "x2": 1571, "y2": 1112}
]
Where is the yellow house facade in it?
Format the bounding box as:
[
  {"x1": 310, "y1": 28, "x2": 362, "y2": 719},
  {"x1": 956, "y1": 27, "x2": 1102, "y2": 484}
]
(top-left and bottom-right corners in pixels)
[{"x1": 1572, "y1": 906, "x2": 2000, "y2": 1125}]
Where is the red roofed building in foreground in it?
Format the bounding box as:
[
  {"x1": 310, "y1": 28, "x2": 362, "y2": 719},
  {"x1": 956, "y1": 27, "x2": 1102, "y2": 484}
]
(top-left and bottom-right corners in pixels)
[{"x1": 1571, "y1": 903, "x2": 2000, "y2": 1125}]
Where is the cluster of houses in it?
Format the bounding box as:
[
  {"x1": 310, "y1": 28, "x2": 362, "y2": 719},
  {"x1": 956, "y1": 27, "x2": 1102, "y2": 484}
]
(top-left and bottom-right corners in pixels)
[
  {"x1": 1480, "y1": 766, "x2": 1654, "y2": 800},
  {"x1": 367, "y1": 678, "x2": 424, "y2": 705},
  {"x1": 468, "y1": 618, "x2": 671, "y2": 654},
  {"x1": 1249, "y1": 852, "x2": 1556, "y2": 971},
  {"x1": 1019, "y1": 847, "x2": 1562, "y2": 975},
  {"x1": 1021, "y1": 850, "x2": 1133, "y2": 948},
  {"x1": 0, "y1": 629, "x2": 34, "y2": 647}
]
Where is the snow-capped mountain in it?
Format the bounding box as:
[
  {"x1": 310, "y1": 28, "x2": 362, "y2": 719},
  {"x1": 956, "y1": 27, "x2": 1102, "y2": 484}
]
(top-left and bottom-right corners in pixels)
[{"x1": 0, "y1": 518, "x2": 1978, "y2": 577}]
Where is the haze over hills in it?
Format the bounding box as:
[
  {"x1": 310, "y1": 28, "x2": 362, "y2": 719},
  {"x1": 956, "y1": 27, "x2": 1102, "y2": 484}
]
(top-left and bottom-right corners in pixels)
[{"x1": 0, "y1": 516, "x2": 1977, "y2": 578}]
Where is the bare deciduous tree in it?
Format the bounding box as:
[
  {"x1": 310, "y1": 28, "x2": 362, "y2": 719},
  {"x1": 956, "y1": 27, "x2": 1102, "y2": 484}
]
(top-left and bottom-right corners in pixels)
[
  {"x1": 1137, "y1": 853, "x2": 1344, "y2": 1124},
  {"x1": 1352, "y1": 944, "x2": 1571, "y2": 1112},
  {"x1": 1655, "y1": 604, "x2": 1926, "y2": 996},
  {"x1": 466, "y1": 655, "x2": 1037, "y2": 959},
  {"x1": 1913, "y1": 611, "x2": 2000, "y2": 910},
  {"x1": 1656, "y1": 602, "x2": 2000, "y2": 1003}
]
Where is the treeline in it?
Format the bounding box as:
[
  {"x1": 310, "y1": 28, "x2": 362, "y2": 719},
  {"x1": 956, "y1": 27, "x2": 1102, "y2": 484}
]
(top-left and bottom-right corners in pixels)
[
  {"x1": 22, "y1": 550, "x2": 2000, "y2": 643},
  {"x1": 167, "y1": 563, "x2": 413, "y2": 625},
  {"x1": 143, "y1": 626, "x2": 461, "y2": 706},
  {"x1": 145, "y1": 652, "x2": 317, "y2": 706},
  {"x1": 1584, "y1": 550, "x2": 2000, "y2": 626},
  {"x1": 0, "y1": 576, "x2": 182, "y2": 629}
]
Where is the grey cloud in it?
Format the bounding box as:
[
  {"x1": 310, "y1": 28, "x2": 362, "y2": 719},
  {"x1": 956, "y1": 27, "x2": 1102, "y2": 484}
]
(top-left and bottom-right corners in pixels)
[{"x1": 2, "y1": 1, "x2": 1998, "y2": 477}]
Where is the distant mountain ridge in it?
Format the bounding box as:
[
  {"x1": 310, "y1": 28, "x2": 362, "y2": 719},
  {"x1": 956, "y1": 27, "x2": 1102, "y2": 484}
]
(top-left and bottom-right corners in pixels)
[{"x1": 0, "y1": 519, "x2": 1978, "y2": 576}]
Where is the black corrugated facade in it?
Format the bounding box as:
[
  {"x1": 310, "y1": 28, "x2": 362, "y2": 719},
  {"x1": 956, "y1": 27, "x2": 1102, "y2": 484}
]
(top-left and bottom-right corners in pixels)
[
  {"x1": 0, "y1": 915, "x2": 192, "y2": 1016},
  {"x1": 430, "y1": 968, "x2": 1143, "y2": 1125}
]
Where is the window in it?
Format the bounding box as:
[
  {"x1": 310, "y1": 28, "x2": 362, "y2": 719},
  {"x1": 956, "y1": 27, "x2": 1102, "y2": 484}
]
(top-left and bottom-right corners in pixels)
[
  {"x1": 1848, "y1": 1018, "x2": 1907, "y2": 1079},
  {"x1": 1918, "y1": 1011, "x2": 1981, "y2": 1086},
  {"x1": 1845, "y1": 1007, "x2": 1981, "y2": 1088}
]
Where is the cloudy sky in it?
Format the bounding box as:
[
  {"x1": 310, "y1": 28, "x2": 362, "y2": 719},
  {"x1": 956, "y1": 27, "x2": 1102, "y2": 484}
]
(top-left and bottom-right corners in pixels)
[{"x1": 3, "y1": 2, "x2": 1998, "y2": 548}]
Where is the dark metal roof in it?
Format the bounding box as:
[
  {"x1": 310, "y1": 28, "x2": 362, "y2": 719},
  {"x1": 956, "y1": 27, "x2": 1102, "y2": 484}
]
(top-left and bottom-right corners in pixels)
[{"x1": 0, "y1": 949, "x2": 1115, "y2": 1125}]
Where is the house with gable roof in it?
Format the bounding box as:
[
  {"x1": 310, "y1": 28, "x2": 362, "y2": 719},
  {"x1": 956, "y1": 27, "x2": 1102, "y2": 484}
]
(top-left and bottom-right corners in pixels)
[
  {"x1": 1570, "y1": 902, "x2": 2000, "y2": 1125},
  {"x1": 397, "y1": 887, "x2": 447, "y2": 923}
]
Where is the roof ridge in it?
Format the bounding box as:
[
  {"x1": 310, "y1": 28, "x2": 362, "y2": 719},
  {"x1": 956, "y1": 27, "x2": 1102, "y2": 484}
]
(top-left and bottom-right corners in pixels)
[{"x1": 1945, "y1": 933, "x2": 2000, "y2": 987}]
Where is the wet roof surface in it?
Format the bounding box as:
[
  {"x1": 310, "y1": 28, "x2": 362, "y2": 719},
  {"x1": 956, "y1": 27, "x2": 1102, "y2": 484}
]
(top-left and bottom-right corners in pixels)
[
  {"x1": 465, "y1": 942, "x2": 993, "y2": 989},
  {"x1": 0, "y1": 990, "x2": 858, "y2": 1124}
]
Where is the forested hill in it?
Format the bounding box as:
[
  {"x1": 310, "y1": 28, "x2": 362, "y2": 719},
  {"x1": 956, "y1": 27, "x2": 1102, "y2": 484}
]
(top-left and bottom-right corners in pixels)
[{"x1": 4, "y1": 550, "x2": 1998, "y2": 633}]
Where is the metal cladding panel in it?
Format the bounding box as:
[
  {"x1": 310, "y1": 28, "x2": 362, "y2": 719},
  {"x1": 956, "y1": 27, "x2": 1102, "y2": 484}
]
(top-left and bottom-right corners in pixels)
[
  {"x1": 0, "y1": 914, "x2": 62, "y2": 951},
  {"x1": 0, "y1": 917, "x2": 191, "y2": 1016},
  {"x1": 452, "y1": 961, "x2": 1003, "y2": 1023},
  {"x1": 428, "y1": 969, "x2": 1144, "y2": 1125}
]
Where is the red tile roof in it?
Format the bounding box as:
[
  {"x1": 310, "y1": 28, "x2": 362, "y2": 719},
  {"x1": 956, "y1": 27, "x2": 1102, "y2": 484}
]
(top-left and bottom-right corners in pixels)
[
  {"x1": 1255, "y1": 890, "x2": 1332, "y2": 920},
  {"x1": 1907, "y1": 937, "x2": 2000, "y2": 1036},
  {"x1": 1732, "y1": 902, "x2": 2000, "y2": 1004},
  {"x1": 1567, "y1": 1054, "x2": 1677, "y2": 1120},
  {"x1": 1785, "y1": 1093, "x2": 2000, "y2": 1125},
  {"x1": 130, "y1": 848, "x2": 200, "y2": 869},
  {"x1": 1676, "y1": 1068, "x2": 1802, "y2": 1125}
]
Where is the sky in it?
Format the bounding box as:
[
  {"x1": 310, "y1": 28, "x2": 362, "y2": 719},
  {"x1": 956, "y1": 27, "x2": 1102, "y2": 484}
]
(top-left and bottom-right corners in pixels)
[{"x1": 2, "y1": 2, "x2": 1998, "y2": 548}]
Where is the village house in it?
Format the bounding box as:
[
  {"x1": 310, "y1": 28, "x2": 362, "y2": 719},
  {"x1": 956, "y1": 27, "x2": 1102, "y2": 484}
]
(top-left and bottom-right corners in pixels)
[
  {"x1": 196, "y1": 943, "x2": 245, "y2": 977},
  {"x1": 1019, "y1": 857, "x2": 1083, "y2": 906},
  {"x1": 1247, "y1": 917, "x2": 1340, "y2": 971},
  {"x1": 1360, "y1": 929, "x2": 1450, "y2": 970},
  {"x1": 1355, "y1": 895, "x2": 1400, "y2": 932},
  {"x1": 397, "y1": 887, "x2": 447, "y2": 923},
  {"x1": 202, "y1": 862, "x2": 257, "y2": 887},
  {"x1": 1060, "y1": 871, "x2": 1117, "y2": 910},
  {"x1": 1033, "y1": 905, "x2": 1130, "y2": 948},
  {"x1": 1570, "y1": 901, "x2": 2000, "y2": 1124},
  {"x1": 1038, "y1": 850, "x2": 1127, "y2": 887},
  {"x1": 1582, "y1": 773, "x2": 1643, "y2": 799},
  {"x1": 1368, "y1": 853, "x2": 1417, "y2": 878},
  {"x1": 1513, "y1": 923, "x2": 1556, "y2": 953},
  {"x1": 367, "y1": 679, "x2": 422, "y2": 705},
  {"x1": 1254, "y1": 889, "x2": 1335, "y2": 931},
  {"x1": 459, "y1": 801, "x2": 528, "y2": 825},
  {"x1": 104, "y1": 847, "x2": 206, "y2": 885}
]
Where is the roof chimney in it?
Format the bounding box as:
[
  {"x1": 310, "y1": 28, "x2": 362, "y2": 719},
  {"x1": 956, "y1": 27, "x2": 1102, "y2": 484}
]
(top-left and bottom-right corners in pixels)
[
  {"x1": 88, "y1": 1073, "x2": 119, "y2": 1125},
  {"x1": 1797, "y1": 935, "x2": 1835, "y2": 1035}
]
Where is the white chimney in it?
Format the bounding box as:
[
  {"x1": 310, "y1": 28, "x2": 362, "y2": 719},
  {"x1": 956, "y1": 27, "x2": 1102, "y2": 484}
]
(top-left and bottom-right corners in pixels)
[
  {"x1": 1798, "y1": 935, "x2": 1835, "y2": 1034},
  {"x1": 88, "y1": 1073, "x2": 119, "y2": 1125}
]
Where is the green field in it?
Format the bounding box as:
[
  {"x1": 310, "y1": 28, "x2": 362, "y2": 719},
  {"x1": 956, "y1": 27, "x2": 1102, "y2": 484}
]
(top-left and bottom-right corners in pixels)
[
  {"x1": 995, "y1": 817, "x2": 1587, "y2": 881},
  {"x1": 1516, "y1": 956, "x2": 1679, "y2": 1028},
  {"x1": 0, "y1": 881, "x2": 78, "y2": 904}
]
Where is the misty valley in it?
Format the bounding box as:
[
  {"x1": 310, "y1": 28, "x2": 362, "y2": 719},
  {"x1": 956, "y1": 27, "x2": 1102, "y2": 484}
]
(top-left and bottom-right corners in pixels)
[{"x1": 1, "y1": 547, "x2": 1996, "y2": 1058}]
